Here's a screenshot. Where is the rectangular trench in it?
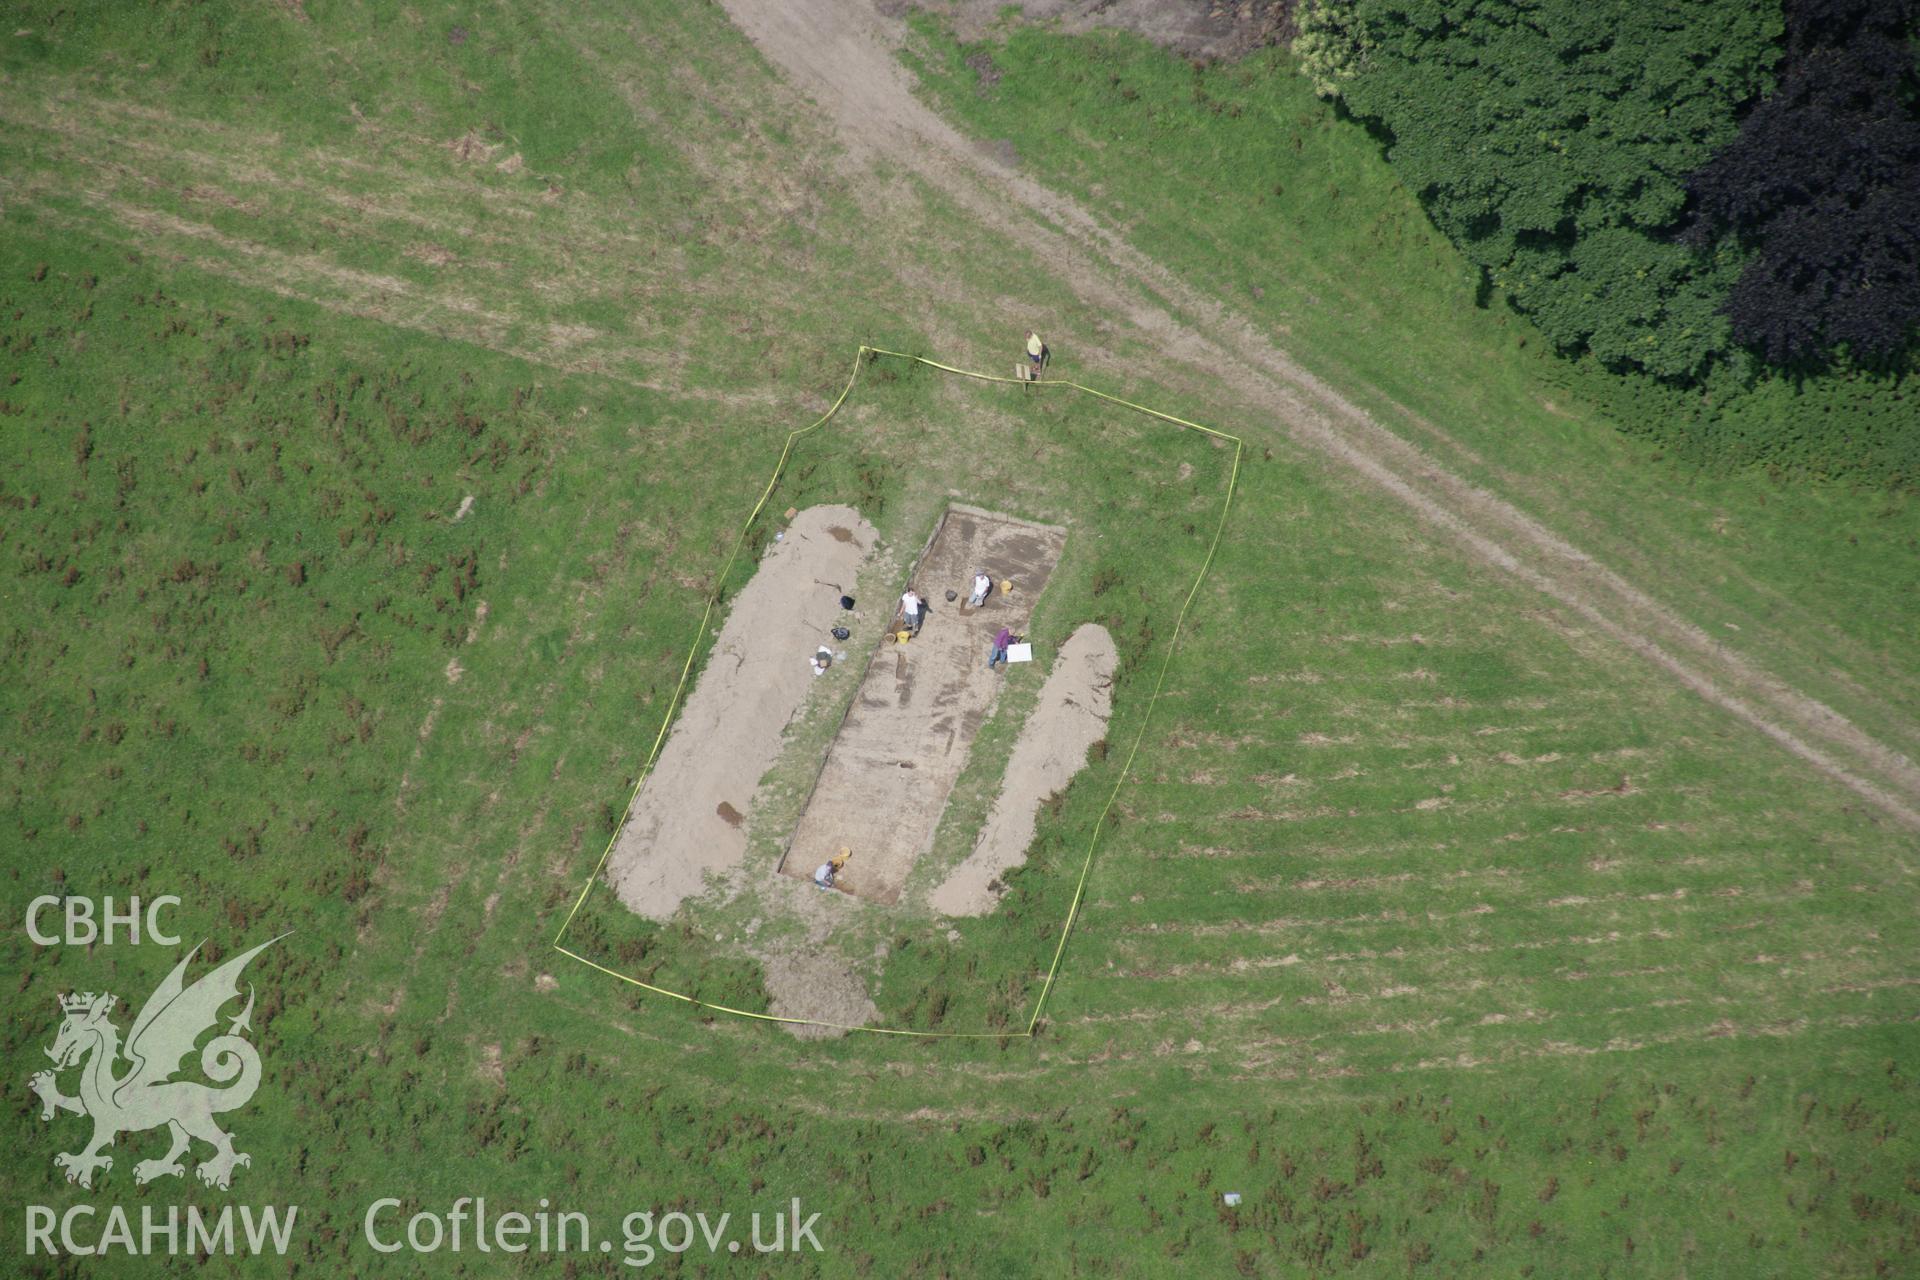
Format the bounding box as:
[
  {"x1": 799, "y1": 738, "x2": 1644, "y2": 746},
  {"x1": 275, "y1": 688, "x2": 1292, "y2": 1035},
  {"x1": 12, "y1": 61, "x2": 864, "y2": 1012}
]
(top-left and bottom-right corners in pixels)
[{"x1": 776, "y1": 504, "x2": 1067, "y2": 904}]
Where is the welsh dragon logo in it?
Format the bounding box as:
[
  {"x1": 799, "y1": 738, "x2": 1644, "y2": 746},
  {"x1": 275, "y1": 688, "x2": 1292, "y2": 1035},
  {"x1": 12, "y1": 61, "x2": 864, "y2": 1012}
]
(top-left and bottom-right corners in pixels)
[{"x1": 29, "y1": 936, "x2": 283, "y2": 1190}]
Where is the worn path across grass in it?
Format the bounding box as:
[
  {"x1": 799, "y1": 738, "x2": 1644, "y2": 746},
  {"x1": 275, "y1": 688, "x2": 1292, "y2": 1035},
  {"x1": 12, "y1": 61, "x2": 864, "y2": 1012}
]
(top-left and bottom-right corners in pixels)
[{"x1": 718, "y1": 0, "x2": 1920, "y2": 832}]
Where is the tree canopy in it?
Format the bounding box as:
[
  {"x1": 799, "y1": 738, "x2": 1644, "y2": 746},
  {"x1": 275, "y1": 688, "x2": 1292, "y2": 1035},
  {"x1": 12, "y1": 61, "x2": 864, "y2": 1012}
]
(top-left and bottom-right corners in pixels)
[
  {"x1": 1685, "y1": 0, "x2": 1920, "y2": 367},
  {"x1": 1308, "y1": 0, "x2": 1920, "y2": 381},
  {"x1": 1330, "y1": 0, "x2": 1782, "y2": 379}
]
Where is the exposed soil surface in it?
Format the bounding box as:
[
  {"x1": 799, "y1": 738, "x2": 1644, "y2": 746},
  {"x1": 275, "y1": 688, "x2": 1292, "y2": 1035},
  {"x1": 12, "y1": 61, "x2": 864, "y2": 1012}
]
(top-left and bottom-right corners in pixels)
[
  {"x1": 607, "y1": 505, "x2": 877, "y2": 920},
  {"x1": 932, "y1": 623, "x2": 1117, "y2": 916},
  {"x1": 778, "y1": 505, "x2": 1067, "y2": 903},
  {"x1": 754, "y1": 939, "x2": 882, "y2": 1037}
]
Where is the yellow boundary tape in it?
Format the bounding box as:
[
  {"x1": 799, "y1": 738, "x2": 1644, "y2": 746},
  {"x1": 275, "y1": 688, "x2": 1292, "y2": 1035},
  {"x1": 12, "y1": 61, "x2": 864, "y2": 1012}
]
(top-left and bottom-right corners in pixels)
[{"x1": 552, "y1": 346, "x2": 1242, "y2": 1039}]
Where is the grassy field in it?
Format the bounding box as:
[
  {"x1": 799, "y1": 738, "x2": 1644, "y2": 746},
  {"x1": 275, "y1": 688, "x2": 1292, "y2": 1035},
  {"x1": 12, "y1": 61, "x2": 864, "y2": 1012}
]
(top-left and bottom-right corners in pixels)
[
  {"x1": 558, "y1": 355, "x2": 1240, "y2": 1033},
  {"x1": 3, "y1": 4, "x2": 1916, "y2": 1277},
  {"x1": 903, "y1": 18, "x2": 1920, "y2": 768}
]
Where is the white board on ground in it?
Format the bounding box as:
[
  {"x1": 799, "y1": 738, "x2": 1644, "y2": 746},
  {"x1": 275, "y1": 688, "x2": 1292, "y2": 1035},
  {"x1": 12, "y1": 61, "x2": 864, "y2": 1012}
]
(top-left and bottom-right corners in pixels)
[
  {"x1": 607, "y1": 505, "x2": 876, "y2": 921},
  {"x1": 930, "y1": 624, "x2": 1117, "y2": 917}
]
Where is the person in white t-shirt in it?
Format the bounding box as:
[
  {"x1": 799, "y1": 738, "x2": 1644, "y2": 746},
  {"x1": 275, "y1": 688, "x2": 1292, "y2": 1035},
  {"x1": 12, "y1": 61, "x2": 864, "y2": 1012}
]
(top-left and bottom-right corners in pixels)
[
  {"x1": 813, "y1": 847, "x2": 850, "y2": 891},
  {"x1": 899, "y1": 589, "x2": 925, "y2": 637},
  {"x1": 968, "y1": 571, "x2": 992, "y2": 608}
]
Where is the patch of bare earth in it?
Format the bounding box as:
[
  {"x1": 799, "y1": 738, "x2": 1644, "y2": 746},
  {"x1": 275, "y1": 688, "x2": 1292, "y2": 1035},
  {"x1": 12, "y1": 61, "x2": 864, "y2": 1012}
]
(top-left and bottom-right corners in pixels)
[
  {"x1": 607, "y1": 505, "x2": 877, "y2": 920},
  {"x1": 752, "y1": 944, "x2": 881, "y2": 1039},
  {"x1": 714, "y1": 0, "x2": 1920, "y2": 832},
  {"x1": 932, "y1": 623, "x2": 1116, "y2": 915},
  {"x1": 778, "y1": 505, "x2": 1066, "y2": 903}
]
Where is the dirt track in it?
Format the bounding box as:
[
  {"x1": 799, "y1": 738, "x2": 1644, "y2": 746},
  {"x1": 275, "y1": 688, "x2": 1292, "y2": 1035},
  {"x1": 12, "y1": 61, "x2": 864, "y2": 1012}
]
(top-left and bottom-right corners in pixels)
[{"x1": 716, "y1": 0, "x2": 1920, "y2": 831}]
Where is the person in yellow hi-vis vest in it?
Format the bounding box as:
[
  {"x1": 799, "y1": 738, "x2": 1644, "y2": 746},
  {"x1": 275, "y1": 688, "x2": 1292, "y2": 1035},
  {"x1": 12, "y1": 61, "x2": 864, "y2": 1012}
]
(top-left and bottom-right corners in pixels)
[{"x1": 1025, "y1": 331, "x2": 1048, "y2": 375}]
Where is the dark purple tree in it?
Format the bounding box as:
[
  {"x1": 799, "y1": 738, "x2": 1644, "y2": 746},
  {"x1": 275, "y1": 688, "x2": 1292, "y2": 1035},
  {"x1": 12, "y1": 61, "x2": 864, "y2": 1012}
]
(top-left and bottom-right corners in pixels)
[{"x1": 1686, "y1": 0, "x2": 1920, "y2": 366}]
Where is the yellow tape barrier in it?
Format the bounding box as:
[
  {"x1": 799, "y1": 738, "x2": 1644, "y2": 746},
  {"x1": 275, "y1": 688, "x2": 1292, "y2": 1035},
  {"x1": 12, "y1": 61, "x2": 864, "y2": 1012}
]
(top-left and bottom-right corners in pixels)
[{"x1": 553, "y1": 346, "x2": 1243, "y2": 1039}]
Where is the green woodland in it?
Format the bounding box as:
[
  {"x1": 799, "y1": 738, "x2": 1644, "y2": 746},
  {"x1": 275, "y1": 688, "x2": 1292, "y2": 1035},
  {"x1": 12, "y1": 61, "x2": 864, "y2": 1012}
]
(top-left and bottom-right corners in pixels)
[{"x1": 1296, "y1": 0, "x2": 1919, "y2": 483}]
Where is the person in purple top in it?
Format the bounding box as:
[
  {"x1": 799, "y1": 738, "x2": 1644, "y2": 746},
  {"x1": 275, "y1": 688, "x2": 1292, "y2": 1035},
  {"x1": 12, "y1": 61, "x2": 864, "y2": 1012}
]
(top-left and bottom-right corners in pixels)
[{"x1": 988, "y1": 626, "x2": 1012, "y2": 671}]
